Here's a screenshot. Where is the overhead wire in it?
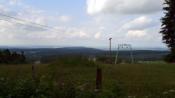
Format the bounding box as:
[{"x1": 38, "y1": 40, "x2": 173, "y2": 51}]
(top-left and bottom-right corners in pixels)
[{"x1": 0, "y1": 13, "x2": 58, "y2": 32}]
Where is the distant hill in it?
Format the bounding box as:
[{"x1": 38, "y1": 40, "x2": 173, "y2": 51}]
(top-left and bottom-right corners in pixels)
[
  {"x1": 0, "y1": 47, "x2": 169, "y2": 62},
  {"x1": 9, "y1": 47, "x2": 104, "y2": 56}
]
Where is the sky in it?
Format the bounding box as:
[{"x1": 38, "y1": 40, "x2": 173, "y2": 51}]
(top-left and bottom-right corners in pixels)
[{"x1": 0, "y1": 0, "x2": 166, "y2": 48}]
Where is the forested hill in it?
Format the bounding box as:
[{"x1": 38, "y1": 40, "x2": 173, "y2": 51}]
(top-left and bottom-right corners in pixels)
[{"x1": 3, "y1": 47, "x2": 169, "y2": 62}]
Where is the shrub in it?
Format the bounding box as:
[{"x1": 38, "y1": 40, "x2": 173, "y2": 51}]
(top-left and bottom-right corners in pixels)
[
  {"x1": 51, "y1": 56, "x2": 96, "y2": 67},
  {"x1": 164, "y1": 53, "x2": 175, "y2": 63}
]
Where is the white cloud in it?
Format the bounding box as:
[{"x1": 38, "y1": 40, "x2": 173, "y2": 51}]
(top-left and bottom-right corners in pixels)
[
  {"x1": 66, "y1": 28, "x2": 89, "y2": 38},
  {"x1": 0, "y1": 0, "x2": 166, "y2": 47},
  {"x1": 87, "y1": 0, "x2": 163, "y2": 15},
  {"x1": 9, "y1": 0, "x2": 21, "y2": 5},
  {"x1": 87, "y1": 0, "x2": 107, "y2": 15},
  {"x1": 0, "y1": 5, "x2": 9, "y2": 13},
  {"x1": 122, "y1": 16, "x2": 155, "y2": 30},
  {"x1": 79, "y1": 31, "x2": 88, "y2": 38},
  {"x1": 59, "y1": 15, "x2": 71, "y2": 22},
  {"x1": 126, "y1": 30, "x2": 147, "y2": 38},
  {"x1": 16, "y1": 7, "x2": 47, "y2": 25},
  {"x1": 94, "y1": 32, "x2": 101, "y2": 39},
  {"x1": 0, "y1": 20, "x2": 13, "y2": 29}
]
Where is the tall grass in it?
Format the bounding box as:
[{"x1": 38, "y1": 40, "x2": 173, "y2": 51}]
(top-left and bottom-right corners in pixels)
[{"x1": 0, "y1": 57, "x2": 175, "y2": 97}]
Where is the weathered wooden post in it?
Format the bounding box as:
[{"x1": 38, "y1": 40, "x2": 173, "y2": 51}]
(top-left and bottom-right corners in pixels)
[
  {"x1": 96, "y1": 67, "x2": 102, "y2": 91},
  {"x1": 32, "y1": 60, "x2": 40, "y2": 81},
  {"x1": 32, "y1": 63, "x2": 36, "y2": 81}
]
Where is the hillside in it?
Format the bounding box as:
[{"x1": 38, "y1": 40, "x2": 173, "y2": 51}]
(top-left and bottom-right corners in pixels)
[{"x1": 3, "y1": 47, "x2": 169, "y2": 62}]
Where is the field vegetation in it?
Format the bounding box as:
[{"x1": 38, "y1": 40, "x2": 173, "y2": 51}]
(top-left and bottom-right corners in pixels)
[{"x1": 0, "y1": 56, "x2": 175, "y2": 98}]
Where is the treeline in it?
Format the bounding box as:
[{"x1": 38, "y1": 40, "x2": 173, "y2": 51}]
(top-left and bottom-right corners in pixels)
[{"x1": 0, "y1": 49, "x2": 26, "y2": 64}]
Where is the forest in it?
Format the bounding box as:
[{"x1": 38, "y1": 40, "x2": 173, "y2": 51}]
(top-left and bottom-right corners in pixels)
[{"x1": 0, "y1": 49, "x2": 26, "y2": 64}]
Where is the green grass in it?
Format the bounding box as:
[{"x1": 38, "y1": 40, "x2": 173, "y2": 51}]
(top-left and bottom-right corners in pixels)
[
  {"x1": 102, "y1": 63, "x2": 175, "y2": 97},
  {"x1": 0, "y1": 62, "x2": 175, "y2": 97}
]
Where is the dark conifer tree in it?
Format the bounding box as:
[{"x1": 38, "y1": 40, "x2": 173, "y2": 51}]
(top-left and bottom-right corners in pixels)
[
  {"x1": 160, "y1": 0, "x2": 175, "y2": 62},
  {"x1": 0, "y1": 50, "x2": 2, "y2": 63},
  {"x1": 3, "y1": 49, "x2": 11, "y2": 63},
  {"x1": 20, "y1": 51, "x2": 26, "y2": 63},
  {"x1": 0, "y1": 49, "x2": 26, "y2": 64}
]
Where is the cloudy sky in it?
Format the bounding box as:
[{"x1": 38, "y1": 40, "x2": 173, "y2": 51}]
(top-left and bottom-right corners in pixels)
[{"x1": 0, "y1": 0, "x2": 165, "y2": 48}]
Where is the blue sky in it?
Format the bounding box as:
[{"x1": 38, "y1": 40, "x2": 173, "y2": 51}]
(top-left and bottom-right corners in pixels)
[{"x1": 0, "y1": 0, "x2": 166, "y2": 48}]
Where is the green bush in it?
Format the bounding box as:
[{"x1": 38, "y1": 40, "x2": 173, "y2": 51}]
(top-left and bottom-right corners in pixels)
[
  {"x1": 0, "y1": 78, "x2": 13, "y2": 98},
  {"x1": 0, "y1": 78, "x2": 51, "y2": 98},
  {"x1": 0, "y1": 77, "x2": 127, "y2": 98},
  {"x1": 164, "y1": 53, "x2": 175, "y2": 63},
  {"x1": 51, "y1": 56, "x2": 96, "y2": 67}
]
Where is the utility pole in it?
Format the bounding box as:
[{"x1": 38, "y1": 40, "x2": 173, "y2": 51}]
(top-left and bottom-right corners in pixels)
[
  {"x1": 109, "y1": 38, "x2": 112, "y2": 56},
  {"x1": 108, "y1": 38, "x2": 112, "y2": 64}
]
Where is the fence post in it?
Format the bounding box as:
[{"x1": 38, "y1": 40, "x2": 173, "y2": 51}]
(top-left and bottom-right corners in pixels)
[
  {"x1": 96, "y1": 67, "x2": 102, "y2": 91},
  {"x1": 32, "y1": 64, "x2": 36, "y2": 81}
]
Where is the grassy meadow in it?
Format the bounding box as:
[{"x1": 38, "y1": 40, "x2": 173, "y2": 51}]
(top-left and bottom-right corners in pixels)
[{"x1": 0, "y1": 58, "x2": 175, "y2": 98}]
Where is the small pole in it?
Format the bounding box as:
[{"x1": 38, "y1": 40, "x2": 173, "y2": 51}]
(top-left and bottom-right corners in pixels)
[
  {"x1": 32, "y1": 64, "x2": 36, "y2": 81},
  {"x1": 32, "y1": 60, "x2": 40, "y2": 82},
  {"x1": 115, "y1": 45, "x2": 119, "y2": 64},
  {"x1": 96, "y1": 67, "x2": 102, "y2": 91},
  {"x1": 129, "y1": 45, "x2": 134, "y2": 64},
  {"x1": 109, "y1": 38, "x2": 112, "y2": 64},
  {"x1": 109, "y1": 38, "x2": 112, "y2": 56}
]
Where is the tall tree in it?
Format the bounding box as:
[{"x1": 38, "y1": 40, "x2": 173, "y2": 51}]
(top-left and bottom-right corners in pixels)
[
  {"x1": 0, "y1": 49, "x2": 26, "y2": 64},
  {"x1": 160, "y1": 0, "x2": 175, "y2": 62}
]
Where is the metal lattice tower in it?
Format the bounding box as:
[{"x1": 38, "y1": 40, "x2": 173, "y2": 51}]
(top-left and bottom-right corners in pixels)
[{"x1": 115, "y1": 44, "x2": 134, "y2": 64}]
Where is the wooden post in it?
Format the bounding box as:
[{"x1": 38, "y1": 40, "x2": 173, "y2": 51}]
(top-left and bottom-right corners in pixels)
[
  {"x1": 32, "y1": 64, "x2": 36, "y2": 81},
  {"x1": 96, "y1": 67, "x2": 102, "y2": 91}
]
